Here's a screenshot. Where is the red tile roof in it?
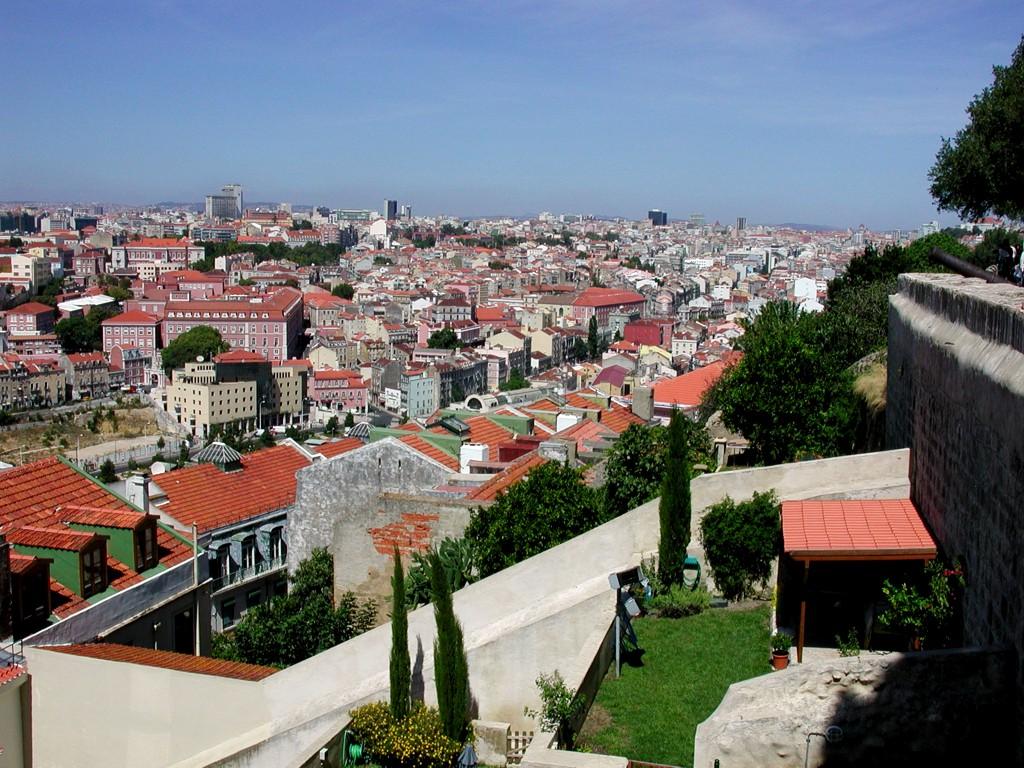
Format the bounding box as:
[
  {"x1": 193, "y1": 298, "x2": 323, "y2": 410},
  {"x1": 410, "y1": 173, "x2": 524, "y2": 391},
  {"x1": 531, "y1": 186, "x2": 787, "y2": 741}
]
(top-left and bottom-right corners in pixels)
[
  {"x1": 6, "y1": 526, "x2": 100, "y2": 552},
  {"x1": 398, "y1": 435, "x2": 460, "y2": 471},
  {"x1": 601, "y1": 404, "x2": 647, "y2": 434},
  {"x1": 0, "y1": 665, "x2": 26, "y2": 686},
  {"x1": 7, "y1": 301, "x2": 54, "y2": 316},
  {"x1": 652, "y1": 360, "x2": 728, "y2": 408},
  {"x1": 157, "y1": 444, "x2": 312, "y2": 532},
  {"x1": 58, "y1": 505, "x2": 151, "y2": 530},
  {"x1": 214, "y1": 349, "x2": 267, "y2": 363},
  {"x1": 9, "y1": 553, "x2": 43, "y2": 574},
  {"x1": 782, "y1": 499, "x2": 937, "y2": 560},
  {"x1": 0, "y1": 456, "x2": 131, "y2": 531},
  {"x1": 572, "y1": 287, "x2": 645, "y2": 307},
  {"x1": 465, "y1": 451, "x2": 547, "y2": 501},
  {"x1": 101, "y1": 310, "x2": 159, "y2": 326},
  {"x1": 43, "y1": 644, "x2": 278, "y2": 681},
  {"x1": 313, "y1": 437, "x2": 365, "y2": 459}
]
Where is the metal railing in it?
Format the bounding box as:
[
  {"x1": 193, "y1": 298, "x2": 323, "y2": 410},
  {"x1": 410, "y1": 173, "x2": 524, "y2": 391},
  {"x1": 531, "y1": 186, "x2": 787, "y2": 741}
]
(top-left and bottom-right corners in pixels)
[{"x1": 212, "y1": 555, "x2": 286, "y2": 592}]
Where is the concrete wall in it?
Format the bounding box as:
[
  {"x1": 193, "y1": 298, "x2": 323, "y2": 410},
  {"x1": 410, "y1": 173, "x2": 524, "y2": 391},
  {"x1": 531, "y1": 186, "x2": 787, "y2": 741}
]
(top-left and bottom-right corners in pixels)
[
  {"x1": 288, "y1": 438, "x2": 451, "y2": 574},
  {"x1": 23, "y1": 647, "x2": 273, "y2": 768},
  {"x1": 0, "y1": 672, "x2": 28, "y2": 768},
  {"x1": 694, "y1": 647, "x2": 1014, "y2": 768},
  {"x1": 332, "y1": 492, "x2": 475, "y2": 596},
  {"x1": 687, "y1": 449, "x2": 910, "y2": 582},
  {"x1": 887, "y1": 273, "x2": 1024, "y2": 757},
  {"x1": 23, "y1": 451, "x2": 913, "y2": 767}
]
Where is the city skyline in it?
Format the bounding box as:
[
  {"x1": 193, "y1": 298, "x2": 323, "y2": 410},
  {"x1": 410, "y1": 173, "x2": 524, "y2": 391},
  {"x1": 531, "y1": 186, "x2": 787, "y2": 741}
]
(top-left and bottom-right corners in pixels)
[{"x1": 4, "y1": 1, "x2": 1024, "y2": 229}]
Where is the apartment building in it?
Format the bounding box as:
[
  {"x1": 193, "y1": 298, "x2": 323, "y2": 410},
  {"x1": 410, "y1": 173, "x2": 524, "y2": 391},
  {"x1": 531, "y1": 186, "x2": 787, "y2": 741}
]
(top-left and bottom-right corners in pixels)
[
  {"x1": 5, "y1": 302, "x2": 55, "y2": 336},
  {"x1": 166, "y1": 351, "x2": 305, "y2": 438},
  {"x1": 110, "y1": 238, "x2": 205, "y2": 271},
  {"x1": 0, "y1": 353, "x2": 66, "y2": 409},
  {"x1": 101, "y1": 310, "x2": 161, "y2": 355},
  {"x1": 161, "y1": 288, "x2": 303, "y2": 362}
]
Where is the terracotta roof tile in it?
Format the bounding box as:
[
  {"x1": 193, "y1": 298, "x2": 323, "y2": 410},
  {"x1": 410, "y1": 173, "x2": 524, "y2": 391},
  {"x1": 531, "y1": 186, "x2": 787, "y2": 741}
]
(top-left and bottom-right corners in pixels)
[
  {"x1": 158, "y1": 444, "x2": 312, "y2": 533},
  {"x1": 313, "y1": 438, "x2": 365, "y2": 459},
  {"x1": 601, "y1": 405, "x2": 647, "y2": 434},
  {"x1": 465, "y1": 451, "x2": 548, "y2": 501},
  {"x1": 652, "y1": 360, "x2": 729, "y2": 408},
  {"x1": 0, "y1": 665, "x2": 26, "y2": 686},
  {"x1": 7, "y1": 526, "x2": 99, "y2": 552},
  {"x1": 58, "y1": 506, "x2": 150, "y2": 530},
  {"x1": 398, "y1": 435, "x2": 460, "y2": 471},
  {"x1": 43, "y1": 644, "x2": 278, "y2": 681},
  {"x1": 782, "y1": 499, "x2": 937, "y2": 559}
]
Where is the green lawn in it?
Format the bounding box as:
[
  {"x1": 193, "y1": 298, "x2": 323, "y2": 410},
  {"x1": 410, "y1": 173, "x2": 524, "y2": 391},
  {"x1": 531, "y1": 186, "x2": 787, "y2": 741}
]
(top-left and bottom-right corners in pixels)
[{"x1": 578, "y1": 604, "x2": 770, "y2": 766}]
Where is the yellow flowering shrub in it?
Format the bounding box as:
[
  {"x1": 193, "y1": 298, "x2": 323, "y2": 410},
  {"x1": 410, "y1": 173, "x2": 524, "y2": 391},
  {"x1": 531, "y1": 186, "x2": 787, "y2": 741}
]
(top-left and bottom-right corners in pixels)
[{"x1": 348, "y1": 702, "x2": 459, "y2": 768}]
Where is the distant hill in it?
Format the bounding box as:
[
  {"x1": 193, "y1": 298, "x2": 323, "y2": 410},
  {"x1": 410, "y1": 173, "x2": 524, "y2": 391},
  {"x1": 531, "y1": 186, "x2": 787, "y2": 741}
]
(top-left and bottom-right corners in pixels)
[{"x1": 775, "y1": 222, "x2": 844, "y2": 232}]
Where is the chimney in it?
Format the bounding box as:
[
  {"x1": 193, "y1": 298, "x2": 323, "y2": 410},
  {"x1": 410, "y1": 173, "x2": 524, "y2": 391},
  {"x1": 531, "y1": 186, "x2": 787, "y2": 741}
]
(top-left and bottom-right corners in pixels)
[
  {"x1": 539, "y1": 438, "x2": 577, "y2": 465},
  {"x1": 632, "y1": 385, "x2": 653, "y2": 421},
  {"x1": 126, "y1": 474, "x2": 151, "y2": 512},
  {"x1": 459, "y1": 443, "x2": 489, "y2": 474}
]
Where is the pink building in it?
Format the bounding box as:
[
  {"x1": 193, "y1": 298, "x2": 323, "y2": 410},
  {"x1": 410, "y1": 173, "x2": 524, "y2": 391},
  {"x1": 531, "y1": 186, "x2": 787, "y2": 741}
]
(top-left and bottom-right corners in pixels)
[
  {"x1": 5, "y1": 302, "x2": 56, "y2": 336},
  {"x1": 624, "y1": 318, "x2": 674, "y2": 348},
  {"x1": 310, "y1": 369, "x2": 368, "y2": 411},
  {"x1": 101, "y1": 311, "x2": 161, "y2": 354},
  {"x1": 110, "y1": 238, "x2": 204, "y2": 271},
  {"x1": 570, "y1": 288, "x2": 646, "y2": 329},
  {"x1": 161, "y1": 287, "x2": 303, "y2": 362}
]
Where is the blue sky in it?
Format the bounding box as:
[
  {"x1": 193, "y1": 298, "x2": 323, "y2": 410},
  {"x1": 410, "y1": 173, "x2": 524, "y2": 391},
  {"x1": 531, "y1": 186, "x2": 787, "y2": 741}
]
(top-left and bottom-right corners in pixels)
[{"x1": 4, "y1": 1, "x2": 1023, "y2": 229}]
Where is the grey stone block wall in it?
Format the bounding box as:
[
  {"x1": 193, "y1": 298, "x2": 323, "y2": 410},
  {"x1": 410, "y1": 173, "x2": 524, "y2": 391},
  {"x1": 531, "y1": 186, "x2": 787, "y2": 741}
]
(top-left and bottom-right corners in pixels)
[
  {"x1": 289, "y1": 438, "x2": 451, "y2": 588},
  {"x1": 887, "y1": 273, "x2": 1024, "y2": 759}
]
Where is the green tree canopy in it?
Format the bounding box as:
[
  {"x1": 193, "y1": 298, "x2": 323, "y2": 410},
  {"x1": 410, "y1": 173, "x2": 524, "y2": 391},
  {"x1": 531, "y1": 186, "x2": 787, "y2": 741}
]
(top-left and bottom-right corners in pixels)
[
  {"x1": 499, "y1": 368, "x2": 530, "y2": 391},
  {"x1": 55, "y1": 305, "x2": 118, "y2": 353},
  {"x1": 212, "y1": 548, "x2": 377, "y2": 667},
  {"x1": 390, "y1": 548, "x2": 411, "y2": 721},
  {"x1": 700, "y1": 491, "x2": 780, "y2": 601},
  {"x1": 929, "y1": 37, "x2": 1024, "y2": 221},
  {"x1": 711, "y1": 302, "x2": 858, "y2": 465},
  {"x1": 465, "y1": 461, "x2": 602, "y2": 577},
  {"x1": 658, "y1": 411, "x2": 693, "y2": 587},
  {"x1": 332, "y1": 283, "x2": 355, "y2": 300},
  {"x1": 430, "y1": 550, "x2": 470, "y2": 742},
  {"x1": 587, "y1": 316, "x2": 600, "y2": 359},
  {"x1": 602, "y1": 421, "x2": 713, "y2": 520},
  {"x1": 970, "y1": 227, "x2": 1023, "y2": 274},
  {"x1": 160, "y1": 325, "x2": 229, "y2": 371},
  {"x1": 428, "y1": 328, "x2": 458, "y2": 349}
]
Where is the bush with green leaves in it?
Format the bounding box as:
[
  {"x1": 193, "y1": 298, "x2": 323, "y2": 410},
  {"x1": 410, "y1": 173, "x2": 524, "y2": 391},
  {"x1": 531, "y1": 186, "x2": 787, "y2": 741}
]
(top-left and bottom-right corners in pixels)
[
  {"x1": 699, "y1": 491, "x2": 780, "y2": 601},
  {"x1": 406, "y1": 538, "x2": 477, "y2": 609},
  {"x1": 524, "y1": 670, "x2": 585, "y2": 749},
  {"x1": 877, "y1": 558, "x2": 964, "y2": 649},
  {"x1": 348, "y1": 701, "x2": 459, "y2": 768},
  {"x1": 465, "y1": 460, "x2": 602, "y2": 577},
  {"x1": 211, "y1": 548, "x2": 377, "y2": 667},
  {"x1": 647, "y1": 584, "x2": 711, "y2": 619}
]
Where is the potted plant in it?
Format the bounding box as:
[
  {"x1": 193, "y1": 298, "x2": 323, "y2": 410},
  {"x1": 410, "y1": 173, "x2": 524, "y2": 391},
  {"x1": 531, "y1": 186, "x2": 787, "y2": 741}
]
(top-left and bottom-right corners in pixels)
[{"x1": 770, "y1": 631, "x2": 793, "y2": 670}]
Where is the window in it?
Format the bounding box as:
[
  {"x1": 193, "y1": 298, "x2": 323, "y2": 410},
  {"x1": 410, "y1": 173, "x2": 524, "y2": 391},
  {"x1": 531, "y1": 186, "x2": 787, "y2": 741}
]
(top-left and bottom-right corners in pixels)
[
  {"x1": 81, "y1": 545, "x2": 106, "y2": 597},
  {"x1": 134, "y1": 523, "x2": 157, "y2": 570},
  {"x1": 246, "y1": 588, "x2": 262, "y2": 609},
  {"x1": 270, "y1": 528, "x2": 286, "y2": 562},
  {"x1": 242, "y1": 538, "x2": 257, "y2": 570},
  {"x1": 221, "y1": 598, "x2": 237, "y2": 629}
]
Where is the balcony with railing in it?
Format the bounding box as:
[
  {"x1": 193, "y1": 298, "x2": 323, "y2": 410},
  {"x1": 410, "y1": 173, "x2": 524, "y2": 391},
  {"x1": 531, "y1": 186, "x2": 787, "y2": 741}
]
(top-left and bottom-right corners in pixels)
[{"x1": 212, "y1": 555, "x2": 286, "y2": 593}]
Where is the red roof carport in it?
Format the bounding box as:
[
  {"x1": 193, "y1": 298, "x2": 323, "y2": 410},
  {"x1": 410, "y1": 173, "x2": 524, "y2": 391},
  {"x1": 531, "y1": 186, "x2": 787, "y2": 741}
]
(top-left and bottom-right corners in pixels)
[{"x1": 782, "y1": 499, "x2": 937, "y2": 662}]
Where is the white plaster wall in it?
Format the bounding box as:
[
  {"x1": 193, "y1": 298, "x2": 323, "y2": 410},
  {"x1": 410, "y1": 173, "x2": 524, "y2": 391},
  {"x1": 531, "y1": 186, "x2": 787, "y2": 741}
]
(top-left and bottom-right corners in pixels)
[
  {"x1": 25, "y1": 450, "x2": 911, "y2": 767},
  {"x1": 0, "y1": 675, "x2": 27, "y2": 768},
  {"x1": 23, "y1": 649, "x2": 272, "y2": 768}
]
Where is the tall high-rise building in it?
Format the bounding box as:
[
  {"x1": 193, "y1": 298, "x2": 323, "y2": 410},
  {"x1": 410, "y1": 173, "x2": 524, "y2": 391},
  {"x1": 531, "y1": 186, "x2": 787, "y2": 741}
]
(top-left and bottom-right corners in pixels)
[
  {"x1": 689, "y1": 213, "x2": 705, "y2": 228},
  {"x1": 647, "y1": 209, "x2": 668, "y2": 226},
  {"x1": 205, "y1": 184, "x2": 244, "y2": 220},
  {"x1": 385, "y1": 200, "x2": 398, "y2": 221},
  {"x1": 400, "y1": 204, "x2": 412, "y2": 220},
  {"x1": 736, "y1": 216, "x2": 747, "y2": 232}
]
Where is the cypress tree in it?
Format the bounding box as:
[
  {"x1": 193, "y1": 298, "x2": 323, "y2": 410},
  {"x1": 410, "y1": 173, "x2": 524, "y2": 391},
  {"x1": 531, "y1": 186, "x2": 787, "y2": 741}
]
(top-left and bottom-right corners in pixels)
[
  {"x1": 389, "y1": 547, "x2": 411, "y2": 721},
  {"x1": 658, "y1": 410, "x2": 692, "y2": 587},
  {"x1": 430, "y1": 550, "x2": 470, "y2": 741}
]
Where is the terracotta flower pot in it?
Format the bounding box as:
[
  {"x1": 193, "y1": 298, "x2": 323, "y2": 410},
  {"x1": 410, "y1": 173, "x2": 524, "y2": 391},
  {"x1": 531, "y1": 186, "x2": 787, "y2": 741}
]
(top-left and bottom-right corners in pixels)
[{"x1": 771, "y1": 650, "x2": 790, "y2": 670}]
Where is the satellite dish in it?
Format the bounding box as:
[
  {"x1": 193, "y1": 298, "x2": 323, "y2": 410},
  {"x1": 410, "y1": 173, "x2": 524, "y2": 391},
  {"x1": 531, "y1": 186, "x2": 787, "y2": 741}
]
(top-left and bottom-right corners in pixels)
[{"x1": 196, "y1": 356, "x2": 205, "y2": 363}]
